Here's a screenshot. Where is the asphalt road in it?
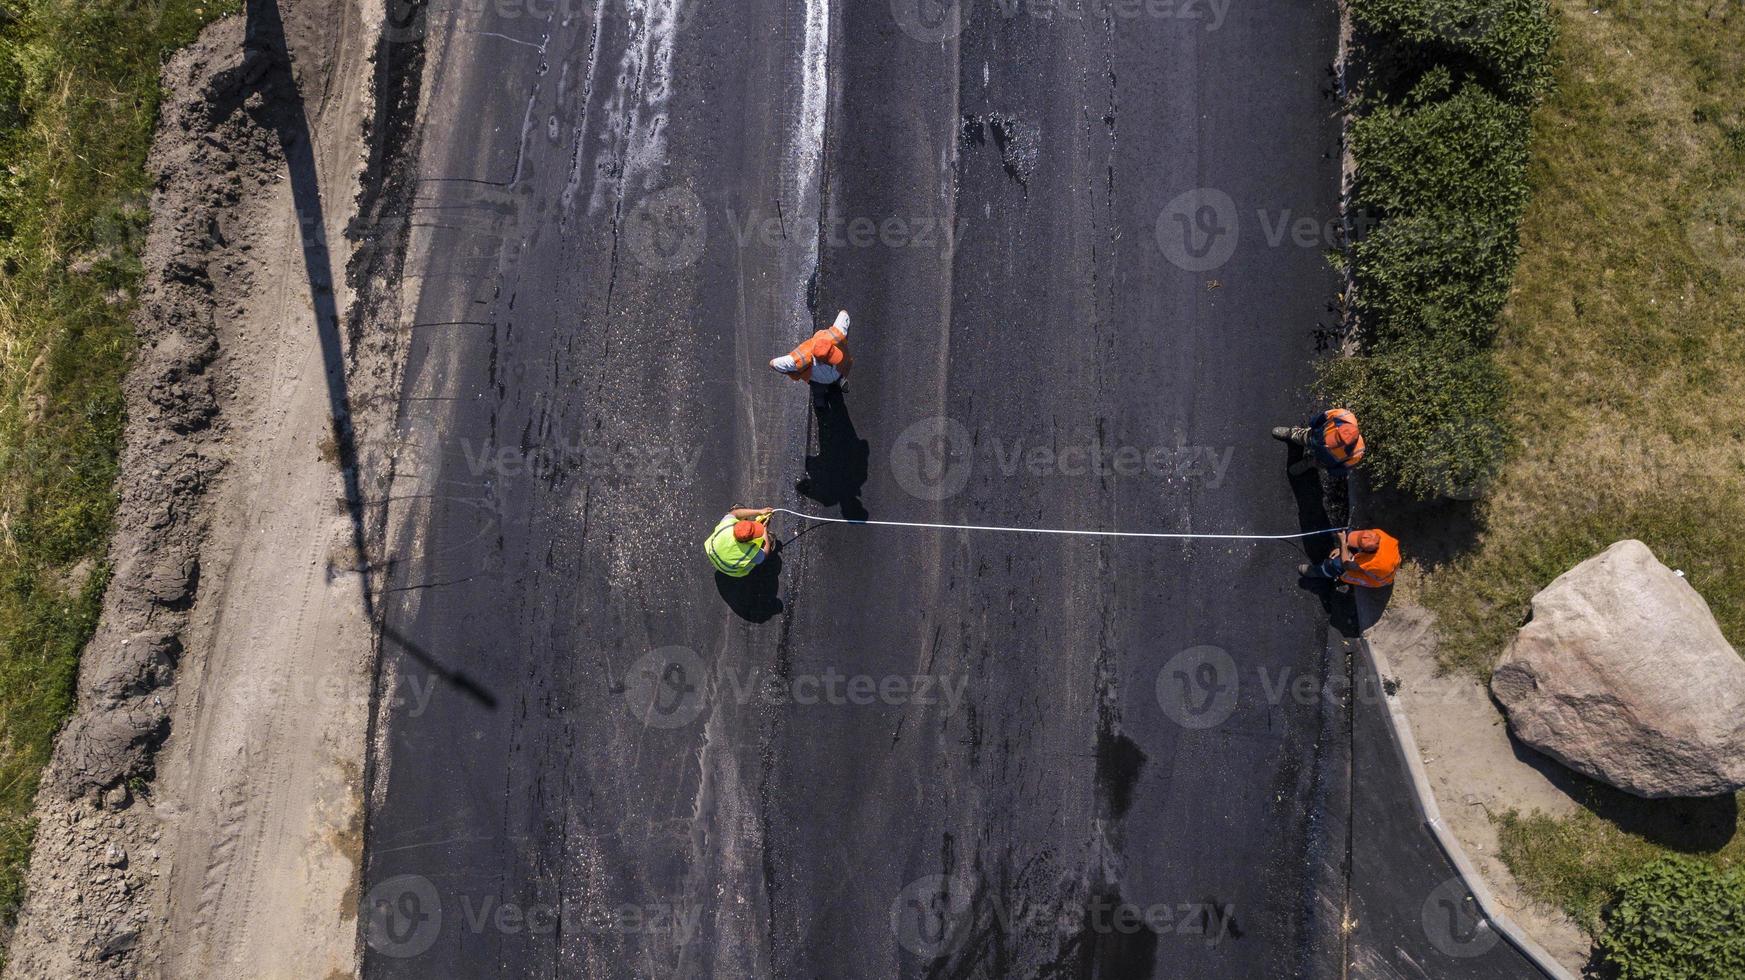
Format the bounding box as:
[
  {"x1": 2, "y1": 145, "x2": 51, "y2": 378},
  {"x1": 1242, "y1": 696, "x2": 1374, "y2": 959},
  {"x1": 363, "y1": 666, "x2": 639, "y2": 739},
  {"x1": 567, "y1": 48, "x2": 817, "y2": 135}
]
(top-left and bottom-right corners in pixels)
[{"x1": 358, "y1": 0, "x2": 1554, "y2": 977}]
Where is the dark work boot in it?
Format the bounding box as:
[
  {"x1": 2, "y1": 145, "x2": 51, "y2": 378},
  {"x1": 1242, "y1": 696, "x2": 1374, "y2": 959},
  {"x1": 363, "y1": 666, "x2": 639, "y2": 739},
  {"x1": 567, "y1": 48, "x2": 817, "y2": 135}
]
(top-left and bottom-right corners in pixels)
[{"x1": 1271, "y1": 426, "x2": 1293, "y2": 441}]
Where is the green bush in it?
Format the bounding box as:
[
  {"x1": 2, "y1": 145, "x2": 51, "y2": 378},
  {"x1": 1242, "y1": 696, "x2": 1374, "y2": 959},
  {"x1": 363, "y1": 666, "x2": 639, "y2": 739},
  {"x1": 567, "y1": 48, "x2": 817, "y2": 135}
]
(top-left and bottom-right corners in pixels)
[
  {"x1": 1319, "y1": 344, "x2": 1507, "y2": 499},
  {"x1": 1353, "y1": 209, "x2": 1522, "y2": 350},
  {"x1": 1352, "y1": 79, "x2": 1532, "y2": 348},
  {"x1": 1351, "y1": 0, "x2": 1557, "y2": 104},
  {"x1": 1599, "y1": 857, "x2": 1745, "y2": 980},
  {"x1": 1329, "y1": 0, "x2": 1552, "y2": 499},
  {"x1": 1352, "y1": 73, "x2": 1531, "y2": 219}
]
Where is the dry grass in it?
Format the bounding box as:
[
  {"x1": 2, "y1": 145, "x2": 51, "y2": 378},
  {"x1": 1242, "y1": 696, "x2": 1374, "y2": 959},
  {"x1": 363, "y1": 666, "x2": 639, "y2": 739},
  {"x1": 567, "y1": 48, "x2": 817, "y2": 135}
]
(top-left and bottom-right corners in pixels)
[
  {"x1": 1421, "y1": 0, "x2": 1745, "y2": 679},
  {"x1": 1406, "y1": 0, "x2": 1745, "y2": 941},
  {"x1": 1497, "y1": 793, "x2": 1745, "y2": 935}
]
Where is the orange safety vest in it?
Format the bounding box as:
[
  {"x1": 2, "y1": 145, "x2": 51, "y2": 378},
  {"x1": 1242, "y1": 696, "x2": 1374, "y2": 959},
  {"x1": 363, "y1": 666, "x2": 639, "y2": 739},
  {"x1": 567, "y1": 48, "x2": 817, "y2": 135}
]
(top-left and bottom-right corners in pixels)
[
  {"x1": 780, "y1": 325, "x2": 851, "y2": 383},
  {"x1": 1340, "y1": 530, "x2": 1401, "y2": 589},
  {"x1": 1321, "y1": 409, "x2": 1365, "y2": 467}
]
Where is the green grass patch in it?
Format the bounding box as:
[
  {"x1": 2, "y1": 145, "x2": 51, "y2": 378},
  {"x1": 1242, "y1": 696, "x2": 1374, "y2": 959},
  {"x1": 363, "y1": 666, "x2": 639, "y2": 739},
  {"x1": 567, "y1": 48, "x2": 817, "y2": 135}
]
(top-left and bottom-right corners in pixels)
[
  {"x1": 1431, "y1": 0, "x2": 1745, "y2": 970},
  {"x1": 1420, "y1": 0, "x2": 1745, "y2": 678},
  {"x1": 1497, "y1": 802, "x2": 1745, "y2": 939},
  {"x1": 0, "y1": 0, "x2": 233, "y2": 951}
]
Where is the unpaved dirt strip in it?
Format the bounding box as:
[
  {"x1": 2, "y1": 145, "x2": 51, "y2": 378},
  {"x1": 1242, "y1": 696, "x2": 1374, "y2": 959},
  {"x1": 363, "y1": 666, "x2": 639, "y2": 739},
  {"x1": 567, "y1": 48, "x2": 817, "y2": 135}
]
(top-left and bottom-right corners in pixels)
[{"x1": 152, "y1": 3, "x2": 389, "y2": 976}]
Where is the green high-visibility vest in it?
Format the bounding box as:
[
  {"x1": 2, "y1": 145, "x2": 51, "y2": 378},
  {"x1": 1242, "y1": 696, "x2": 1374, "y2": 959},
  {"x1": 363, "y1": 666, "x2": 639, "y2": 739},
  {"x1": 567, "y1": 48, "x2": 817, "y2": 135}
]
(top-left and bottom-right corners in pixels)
[{"x1": 704, "y1": 516, "x2": 761, "y2": 577}]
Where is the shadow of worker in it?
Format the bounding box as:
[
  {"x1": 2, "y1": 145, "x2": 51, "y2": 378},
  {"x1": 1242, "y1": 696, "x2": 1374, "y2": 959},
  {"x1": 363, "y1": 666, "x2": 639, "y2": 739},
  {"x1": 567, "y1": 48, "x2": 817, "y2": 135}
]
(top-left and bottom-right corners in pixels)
[
  {"x1": 796, "y1": 384, "x2": 869, "y2": 521},
  {"x1": 714, "y1": 545, "x2": 784, "y2": 624},
  {"x1": 1286, "y1": 453, "x2": 1362, "y2": 638}
]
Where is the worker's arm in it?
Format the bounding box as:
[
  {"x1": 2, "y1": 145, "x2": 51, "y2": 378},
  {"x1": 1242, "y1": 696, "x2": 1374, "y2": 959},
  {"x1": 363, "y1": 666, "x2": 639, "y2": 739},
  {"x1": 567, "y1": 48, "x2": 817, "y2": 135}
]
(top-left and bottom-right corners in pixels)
[{"x1": 729, "y1": 506, "x2": 774, "y2": 521}]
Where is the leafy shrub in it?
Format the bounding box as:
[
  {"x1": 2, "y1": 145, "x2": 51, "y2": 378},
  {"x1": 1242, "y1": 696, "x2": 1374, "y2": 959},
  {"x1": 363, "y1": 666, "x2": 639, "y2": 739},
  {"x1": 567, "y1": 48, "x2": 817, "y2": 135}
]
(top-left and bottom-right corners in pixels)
[
  {"x1": 1352, "y1": 75, "x2": 1531, "y2": 220},
  {"x1": 1319, "y1": 344, "x2": 1506, "y2": 499},
  {"x1": 1599, "y1": 857, "x2": 1745, "y2": 980},
  {"x1": 1354, "y1": 209, "x2": 1522, "y2": 350},
  {"x1": 1326, "y1": 0, "x2": 1553, "y2": 499},
  {"x1": 1351, "y1": 80, "x2": 1532, "y2": 349},
  {"x1": 1351, "y1": 0, "x2": 1557, "y2": 104}
]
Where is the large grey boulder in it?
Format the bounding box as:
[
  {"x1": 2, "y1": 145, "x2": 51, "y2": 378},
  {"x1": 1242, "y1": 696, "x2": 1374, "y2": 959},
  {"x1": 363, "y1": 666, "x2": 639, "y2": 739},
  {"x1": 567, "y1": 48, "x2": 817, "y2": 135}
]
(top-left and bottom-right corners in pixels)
[{"x1": 1491, "y1": 539, "x2": 1745, "y2": 798}]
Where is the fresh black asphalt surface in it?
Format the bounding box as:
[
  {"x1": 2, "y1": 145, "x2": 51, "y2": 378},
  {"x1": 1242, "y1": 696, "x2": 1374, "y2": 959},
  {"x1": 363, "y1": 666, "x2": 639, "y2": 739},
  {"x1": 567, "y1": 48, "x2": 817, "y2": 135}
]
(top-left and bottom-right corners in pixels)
[{"x1": 358, "y1": 0, "x2": 1555, "y2": 976}]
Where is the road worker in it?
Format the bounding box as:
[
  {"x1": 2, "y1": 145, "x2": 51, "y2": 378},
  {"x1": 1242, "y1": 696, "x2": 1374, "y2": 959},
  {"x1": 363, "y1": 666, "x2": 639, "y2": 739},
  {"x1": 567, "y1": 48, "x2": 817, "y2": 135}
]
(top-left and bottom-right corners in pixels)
[
  {"x1": 1299, "y1": 529, "x2": 1400, "y2": 589},
  {"x1": 770, "y1": 310, "x2": 852, "y2": 407},
  {"x1": 1272, "y1": 408, "x2": 1365, "y2": 477},
  {"x1": 704, "y1": 506, "x2": 776, "y2": 577}
]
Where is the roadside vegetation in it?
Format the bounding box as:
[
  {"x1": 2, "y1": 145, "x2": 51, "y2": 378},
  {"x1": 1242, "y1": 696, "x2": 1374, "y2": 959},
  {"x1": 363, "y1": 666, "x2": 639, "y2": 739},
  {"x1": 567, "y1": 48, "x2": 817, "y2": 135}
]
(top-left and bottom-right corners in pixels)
[
  {"x1": 1594, "y1": 856, "x2": 1745, "y2": 979},
  {"x1": 1498, "y1": 797, "x2": 1745, "y2": 944},
  {"x1": 0, "y1": 0, "x2": 231, "y2": 947},
  {"x1": 1342, "y1": 0, "x2": 1745, "y2": 970},
  {"x1": 1324, "y1": 0, "x2": 1554, "y2": 499},
  {"x1": 1502, "y1": 807, "x2": 1745, "y2": 979},
  {"x1": 1416, "y1": 0, "x2": 1745, "y2": 677}
]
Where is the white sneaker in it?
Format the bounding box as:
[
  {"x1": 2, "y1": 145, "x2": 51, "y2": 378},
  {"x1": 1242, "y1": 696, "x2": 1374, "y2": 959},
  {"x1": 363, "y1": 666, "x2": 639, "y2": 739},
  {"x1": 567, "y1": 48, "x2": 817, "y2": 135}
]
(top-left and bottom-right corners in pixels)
[{"x1": 832, "y1": 310, "x2": 850, "y2": 337}]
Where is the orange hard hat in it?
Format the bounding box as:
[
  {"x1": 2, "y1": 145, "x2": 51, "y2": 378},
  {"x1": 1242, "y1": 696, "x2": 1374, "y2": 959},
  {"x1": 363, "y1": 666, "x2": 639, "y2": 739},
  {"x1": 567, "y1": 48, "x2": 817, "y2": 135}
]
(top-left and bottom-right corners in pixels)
[
  {"x1": 733, "y1": 520, "x2": 765, "y2": 543},
  {"x1": 1325, "y1": 411, "x2": 1361, "y2": 449},
  {"x1": 1348, "y1": 529, "x2": 1382, "y2": 552}
]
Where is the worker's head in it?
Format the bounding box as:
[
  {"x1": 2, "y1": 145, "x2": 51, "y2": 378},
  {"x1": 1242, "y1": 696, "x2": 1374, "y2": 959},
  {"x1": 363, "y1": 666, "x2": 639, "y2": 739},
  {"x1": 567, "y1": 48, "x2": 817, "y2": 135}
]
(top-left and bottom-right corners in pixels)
[
  {"x1": 1325, "y1": 411, "x2": 1361, "y2": 451},
  {"x1": 1348, "y1": 529, "x2": 1382, "y2": 553},
  {"x1": 810, "y1": 337, "x2": 843, "y2": 365},
  {"x1": 732, "y1": 520, "x2": 765, "y2": 543}
]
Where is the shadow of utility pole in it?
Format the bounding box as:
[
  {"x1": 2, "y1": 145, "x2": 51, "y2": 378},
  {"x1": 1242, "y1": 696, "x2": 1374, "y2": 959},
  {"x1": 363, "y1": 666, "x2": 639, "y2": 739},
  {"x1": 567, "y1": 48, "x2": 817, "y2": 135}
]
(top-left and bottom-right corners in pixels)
[{"x1": 244, "y1": 0, "x2": 495, "y2": 708}]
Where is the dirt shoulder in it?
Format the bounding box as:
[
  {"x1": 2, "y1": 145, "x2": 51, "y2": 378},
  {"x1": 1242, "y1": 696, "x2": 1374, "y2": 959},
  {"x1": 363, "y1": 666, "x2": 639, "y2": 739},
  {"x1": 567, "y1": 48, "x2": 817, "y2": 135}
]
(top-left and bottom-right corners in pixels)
[
  {"x1": 3, "y1": 0, "x2": 412, "y2": 974},
  {"x1": 1365, "y1": 603, "x2": 1592, "y2": 976}
]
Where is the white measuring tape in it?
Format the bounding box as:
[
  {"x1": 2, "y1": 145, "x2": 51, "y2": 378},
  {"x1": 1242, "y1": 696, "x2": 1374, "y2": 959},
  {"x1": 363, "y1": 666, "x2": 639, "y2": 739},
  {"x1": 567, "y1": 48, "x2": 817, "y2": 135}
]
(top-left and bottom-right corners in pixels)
[{"x1": 772, "y1": 508, "x2": 1345, "y2": 542}]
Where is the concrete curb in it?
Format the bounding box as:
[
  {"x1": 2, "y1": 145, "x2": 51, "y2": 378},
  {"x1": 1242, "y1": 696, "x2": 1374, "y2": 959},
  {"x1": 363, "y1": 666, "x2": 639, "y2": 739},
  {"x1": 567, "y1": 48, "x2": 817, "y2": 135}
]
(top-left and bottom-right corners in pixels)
[{"x1": 1358, "y1": 636, "x2": 1577, "y2": 980}]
